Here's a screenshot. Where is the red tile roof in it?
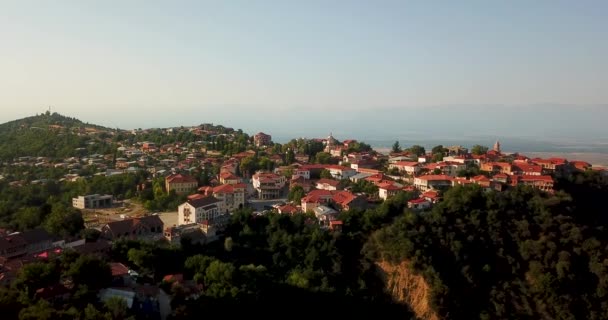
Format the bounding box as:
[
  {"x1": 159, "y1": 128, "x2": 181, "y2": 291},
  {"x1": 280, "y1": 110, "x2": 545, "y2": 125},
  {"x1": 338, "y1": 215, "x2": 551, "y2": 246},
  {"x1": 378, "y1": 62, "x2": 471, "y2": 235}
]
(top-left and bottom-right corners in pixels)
[
  {"x1": 520, "y1": 175, "x2": 553, "y2": 182},
  {"x1": 278, "y1": 204, "x2": 300, "y2": 214},
  {"x1": 187, "y1": 193, "x2": 205, "y2": 200},
  {"x1": 163, "y1": 274, "x2": 184, "y2": 283},
  {"x1": 232, "y1": 183, "x2": 247, "y2": 189},
  {"x1": 166, "y1": 174, "x2": 197, "y2": 184},
  {"x1": 472, "y1": 175, "x2": 490, "y2": 182},
  {"x1": 110, "y1": 262, "x2": 129, "y2": 277},
  {"x1": 357, "y1": 168, "x2": 382, "y2": 174},
  {"x1": 514, "y1": 164, "x2": 542, "y2": 173},
  {"x1": 378, "y1": 182, "x2": 401, "y2": 191},
  {"x1": 301, "y1": 190, "x2": 334, "y2": 203},
  {"x1": 416, "y1": 174, "x2": 453, "y2": 181},
  {"x1": 332, "y1": 191, "x2": 358, "y2": 206},
  {"x1": 219, "y1": 172, "x2": 239, "y2": 180},
  {"x1": 212, "y1": 184, "x2": 235, "y2": 193},
  {"x1": 421, "y1": 190, "x2": 440, "y2": 198},
  {"x1": 571, "y1": 161, "x2": 591, "y2": 169}
]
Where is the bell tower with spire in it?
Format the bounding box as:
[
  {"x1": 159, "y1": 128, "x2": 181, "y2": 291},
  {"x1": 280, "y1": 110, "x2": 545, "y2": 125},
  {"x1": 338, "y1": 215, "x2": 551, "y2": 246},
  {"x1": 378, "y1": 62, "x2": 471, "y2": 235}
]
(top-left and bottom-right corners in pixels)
[{"x1": 493, "y1": 140, "x2": 501, "y2": 153}]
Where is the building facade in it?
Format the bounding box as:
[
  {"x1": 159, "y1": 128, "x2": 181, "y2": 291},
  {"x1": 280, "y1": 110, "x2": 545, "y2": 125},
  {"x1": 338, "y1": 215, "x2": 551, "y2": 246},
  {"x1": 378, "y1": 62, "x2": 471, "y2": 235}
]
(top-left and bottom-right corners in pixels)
[
  {"x1": 252, "y1": 172, "x2": 286, "y2": 199},
  {"x1": 72, "y1": 194, "x2": 113, "y2": 209},
  {"x1": 165, "y1": 174, "x2": 198, "y2": 195},
  {"x1": 178, "y1": 196, "x2": 225, "y2": 225},
  {"x1": 254, "y1": 132, "x2": 272, "y2": 147}
]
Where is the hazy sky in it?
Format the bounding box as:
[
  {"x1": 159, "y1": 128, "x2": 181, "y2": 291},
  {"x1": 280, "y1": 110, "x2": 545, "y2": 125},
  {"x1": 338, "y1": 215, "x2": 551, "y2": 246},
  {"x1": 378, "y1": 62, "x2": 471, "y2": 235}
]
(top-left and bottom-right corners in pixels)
[{"x1": 1, "y1": 1, "x2": 607, "y2": 136}]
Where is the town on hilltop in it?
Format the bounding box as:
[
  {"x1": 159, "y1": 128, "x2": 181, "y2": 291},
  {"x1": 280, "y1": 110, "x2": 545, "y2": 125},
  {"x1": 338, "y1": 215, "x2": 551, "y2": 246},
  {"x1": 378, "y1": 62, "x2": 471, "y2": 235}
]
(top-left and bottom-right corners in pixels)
[{"x1": 0, "y1": 113, "x2": 606, "y2": 318}]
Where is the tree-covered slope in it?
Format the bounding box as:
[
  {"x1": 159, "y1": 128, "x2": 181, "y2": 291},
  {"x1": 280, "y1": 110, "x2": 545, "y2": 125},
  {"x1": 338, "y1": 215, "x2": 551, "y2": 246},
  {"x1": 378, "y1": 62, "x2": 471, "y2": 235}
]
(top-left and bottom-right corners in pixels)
[
  {"x1": 0, "y1": 111, "x2": 113, "y2": 160},
  {"x1": 364, "y1": 171, "x2": 608, "y2": 319}
]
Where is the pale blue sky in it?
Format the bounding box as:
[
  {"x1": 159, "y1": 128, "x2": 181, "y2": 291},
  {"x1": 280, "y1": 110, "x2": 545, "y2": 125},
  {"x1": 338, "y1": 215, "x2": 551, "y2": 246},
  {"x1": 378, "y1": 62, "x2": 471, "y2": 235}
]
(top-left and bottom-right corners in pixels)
[{"x1": 1, "y1": 1, "x2": 607, "y2": 139}]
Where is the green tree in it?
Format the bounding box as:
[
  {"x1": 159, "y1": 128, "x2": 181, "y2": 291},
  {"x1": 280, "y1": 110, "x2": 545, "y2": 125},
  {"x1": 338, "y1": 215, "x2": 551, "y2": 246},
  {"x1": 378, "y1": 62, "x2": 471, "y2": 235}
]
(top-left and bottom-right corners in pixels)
[
  {"x1": 391, "y1": 140, "x2": 402, "y2": 153},
  {"x1": 288, "y1": 186, "x2": 305, "y2": 203},
  {"x1": 18, "y1": 300, "x2": 57, "y2": 320},
  {"x1": 14, "y1": 207, "x2": 43, "y2": 230},
  {"x1": 104, "y1": 297, "x2": 129, "y2": 320},
  {"x1": 314, "y1": 152, "x2": 333, "y2": 164},
  {"x1": 83, "y1": 304, "x2": 109, "y2": 320},
  {"x1": 431, "y1": 153, "x2": 444, "y2": 162},
  {"x1": 0, "y1": 286, "x2": 24, "y2": 319},
  {"x1": 204, "y1": 260, "x2": 239, "y2": 298},
  {"x1": 471, "y1": 145, "x2": 489, "y2": 155},
  {"x1": 407, "y1": 145, "x2": 426, "y2": 157},
  {"x1": 128, "y1": 248, "x2": 155, "y2": 275},
  {"x1": 67, "y1": 255, "x2": 112, "y2": 291},
  {"x1": 14, "y1": 262, "x2": 59, "y2": 297},
  {"x1": 431, "y1": 145, "x2": 446, "y2": 155},
  {"x1": 320, "y1": 169, "x2": 333, "y2": 179},
  {"x1": 43, "y1": 204, "x2": 84, "y2": 237}
]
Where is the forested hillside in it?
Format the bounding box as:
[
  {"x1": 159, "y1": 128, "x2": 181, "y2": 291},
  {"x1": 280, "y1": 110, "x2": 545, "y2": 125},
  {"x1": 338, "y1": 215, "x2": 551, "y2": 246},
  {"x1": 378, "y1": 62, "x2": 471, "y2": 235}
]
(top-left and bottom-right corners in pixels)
[
  {"x1": 0, "y1": 111, "x2": 114, "y2": 160},
  {"x1": 364, "y1": 171, "x2": 608, "y2": 319}
]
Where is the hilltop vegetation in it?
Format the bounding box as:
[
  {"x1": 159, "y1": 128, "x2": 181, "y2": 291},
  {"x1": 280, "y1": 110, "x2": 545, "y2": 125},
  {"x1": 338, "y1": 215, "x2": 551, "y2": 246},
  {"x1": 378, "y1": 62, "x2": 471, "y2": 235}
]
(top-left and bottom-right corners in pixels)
[
  {"x1": 0, "y1": 111, "x2": 114, "y2": 160},
  {"x1": 364, "y1": 171, "x2": 608, "y2": 319}
]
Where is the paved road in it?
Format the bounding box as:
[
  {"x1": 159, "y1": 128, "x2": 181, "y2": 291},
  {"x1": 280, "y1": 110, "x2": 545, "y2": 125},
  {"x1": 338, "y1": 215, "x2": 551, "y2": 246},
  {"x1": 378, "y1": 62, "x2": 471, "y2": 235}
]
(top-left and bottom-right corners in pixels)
[
  {"x1": 158, "y1": 289, "x2": 172, "y2": 320},
  {"x1": 246, "y1": 198, "x2": 288, "y2": 212}
]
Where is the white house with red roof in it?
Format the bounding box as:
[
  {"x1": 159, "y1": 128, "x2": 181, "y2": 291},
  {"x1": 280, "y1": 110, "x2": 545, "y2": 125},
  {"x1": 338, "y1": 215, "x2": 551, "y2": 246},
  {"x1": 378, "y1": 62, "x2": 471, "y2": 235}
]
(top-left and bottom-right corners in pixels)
[
  {"x1": 407, "y1": 198, "x2": 431, "y2": 210},
  {"x1": 301, "y1": 190, "x2": 334, "y2": 212},
  {"x1": 331, "y1": 191, "x2": 367, "y2": 211},
  {"x1": 531, "y1": 158, "x2": 567, "y2": 172},
  {"x1": 203, "y1": 183, "x2": 247, "y2": 212},
  {"x1": 378, "y1": 182, "x2": 402, "y2": 200},
  {"x1": 419, "y1": 190, "x2": 440, "y2": 203},
  {"x1": 316, "y1": 179, "x2": 340, "y2": 191},
  {"x1": 252, "y1": 172, "x2": 286, "y2": 199},
  {"x1": 512, "y1": 164, "x2": 543, "y2": 176},
  {"x1": 178, "y1": 196, "x2": 225, "y2": 226},
  {"x1": 300, "y1": 189, "x2": 365, "y2": 212},
  {"x1": 295, "y1": 164, "x2": 326, "y2": 180},
  {"x1": 325, "y1": 165, "x2": 357, "y2": 180},
  {"x1": 219, "y1": 172, "x2": 242, "y2": 185},
  {"x1": 388, "y1": 161, "x2": 420, "y2": 175},
  {"x1": 414, "y1": 175, "x2": 453, "y2": 192},
  {"x1": 165, "y1": 174, "x2": 198, "y2": 195},
  {"x1": 277, "y1": 204, "x2": 301, "y2": 215},
  {"x1": 519, "y1": 175, "x2": 554, "y2": 193},
  {"x1": 481, "y1": 162, "x2": 513, "y2": 175}
]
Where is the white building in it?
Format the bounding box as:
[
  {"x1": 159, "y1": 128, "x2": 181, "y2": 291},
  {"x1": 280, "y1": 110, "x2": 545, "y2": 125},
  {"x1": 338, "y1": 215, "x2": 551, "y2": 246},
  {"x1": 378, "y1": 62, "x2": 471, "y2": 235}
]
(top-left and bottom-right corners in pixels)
[
  {"x1": 325, "y1": 165, "x2": 357, "y2": 180},
  {"x1": 178, "y1": 196, "x2": 224, "y2": 225},
  {"x1": 378, "y1": 183, "x2": 402, "y2": 200},
  {"x1": 414, "y1": 175, "x2": 453, "y2": 192},
  {"x1": 388, "y1": 161, "x2": 420, "y2": 175},
  {"x1": 72, "y1": 194, "x2": 113, "y2": 209}
]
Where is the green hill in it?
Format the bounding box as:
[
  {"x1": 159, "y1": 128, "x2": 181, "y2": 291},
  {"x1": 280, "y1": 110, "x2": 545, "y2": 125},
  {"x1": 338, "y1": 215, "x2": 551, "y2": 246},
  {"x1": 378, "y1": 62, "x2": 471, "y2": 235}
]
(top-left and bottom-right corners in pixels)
[{"x1": 0, "y1": 111, "x2": 115, "y2": 160}]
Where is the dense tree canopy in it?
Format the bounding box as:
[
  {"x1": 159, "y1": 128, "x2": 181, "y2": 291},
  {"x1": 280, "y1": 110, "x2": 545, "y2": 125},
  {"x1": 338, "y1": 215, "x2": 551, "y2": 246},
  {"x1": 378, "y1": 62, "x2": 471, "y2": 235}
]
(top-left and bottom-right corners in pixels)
[
  {"x1": 471, "y1": 145, "x2": 489, "y2": 155},
  {"x1": 365, "y1": 174, "x2": 608, "y2": 319}
]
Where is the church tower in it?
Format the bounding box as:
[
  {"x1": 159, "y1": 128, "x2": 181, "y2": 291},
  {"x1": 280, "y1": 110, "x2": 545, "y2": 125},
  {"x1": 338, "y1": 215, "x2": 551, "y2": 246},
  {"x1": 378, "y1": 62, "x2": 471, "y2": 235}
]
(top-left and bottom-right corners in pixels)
[{"x1": 493, "y1": 140, "x2": 501, "y2": 153}]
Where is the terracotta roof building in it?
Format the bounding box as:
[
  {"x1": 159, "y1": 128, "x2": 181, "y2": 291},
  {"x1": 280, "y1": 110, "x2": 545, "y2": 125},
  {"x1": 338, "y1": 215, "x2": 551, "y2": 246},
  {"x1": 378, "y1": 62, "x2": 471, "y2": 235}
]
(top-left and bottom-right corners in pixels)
[
  {"x1": 101, "y1": 216, "x2": 164, "y2": 241},
  {"x1": 165, "y1": 174, "x2": 198, "y2": 195}
]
